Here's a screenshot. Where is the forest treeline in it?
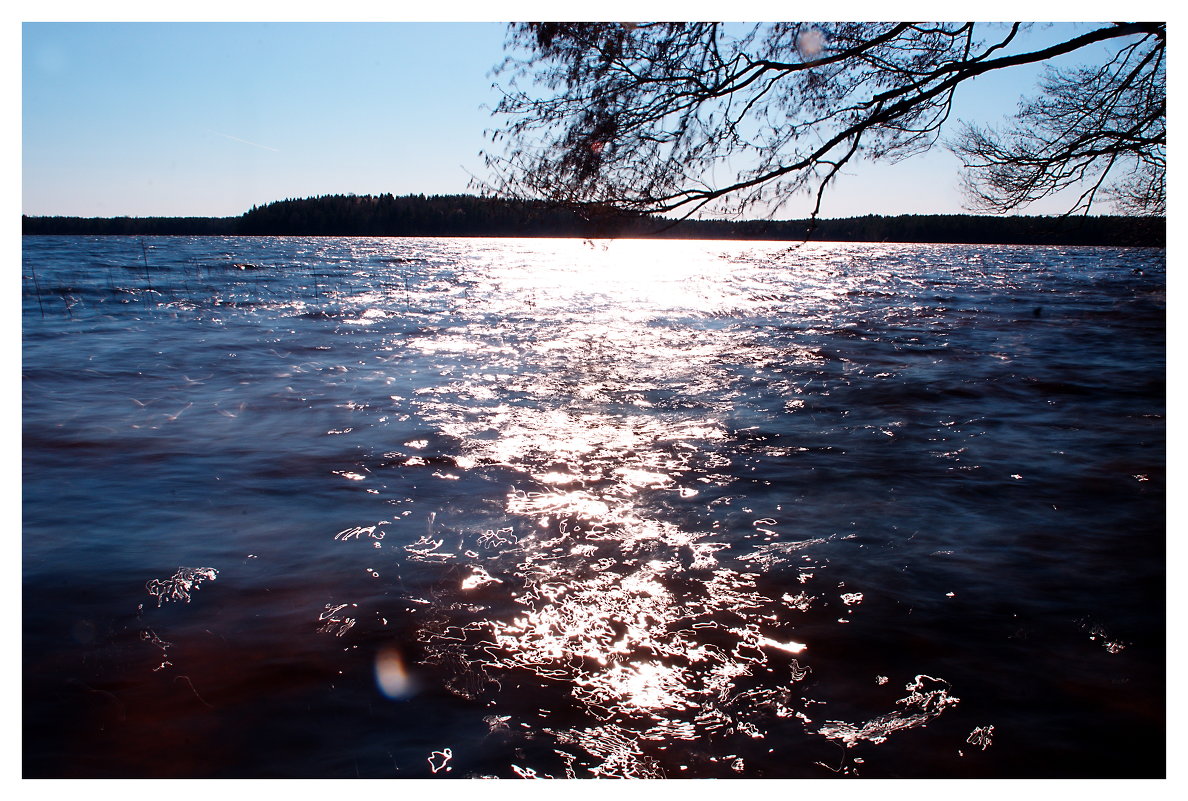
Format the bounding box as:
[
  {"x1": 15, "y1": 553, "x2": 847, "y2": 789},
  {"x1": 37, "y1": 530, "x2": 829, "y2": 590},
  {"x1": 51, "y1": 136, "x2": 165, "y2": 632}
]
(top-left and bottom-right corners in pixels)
[{"x1": 22, "y1": 193, "x2": 1165, "y2": 246}]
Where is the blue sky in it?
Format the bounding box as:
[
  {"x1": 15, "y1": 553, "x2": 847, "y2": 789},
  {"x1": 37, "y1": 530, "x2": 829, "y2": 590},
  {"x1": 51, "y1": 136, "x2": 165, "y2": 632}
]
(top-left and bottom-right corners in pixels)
[
  {"x1": 23, "y1": 21, "x2": 509, "y2": 217},
  {"x1": 20, "y1": 11, "x2": 1161, "y2": 219}
]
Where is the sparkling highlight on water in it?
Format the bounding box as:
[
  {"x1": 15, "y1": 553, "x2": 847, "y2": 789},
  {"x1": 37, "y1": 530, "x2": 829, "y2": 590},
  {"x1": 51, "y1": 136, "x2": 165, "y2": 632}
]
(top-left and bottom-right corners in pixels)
[{"x1": 22, "y1": 235, "x2": 1164, "y2": 778}]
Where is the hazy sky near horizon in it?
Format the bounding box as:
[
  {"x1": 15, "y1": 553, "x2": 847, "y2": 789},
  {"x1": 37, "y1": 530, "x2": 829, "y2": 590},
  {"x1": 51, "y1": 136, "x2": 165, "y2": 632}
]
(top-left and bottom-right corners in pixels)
[{"x1": 21, "y1": 17, "x2": 1145, "y2": 219}]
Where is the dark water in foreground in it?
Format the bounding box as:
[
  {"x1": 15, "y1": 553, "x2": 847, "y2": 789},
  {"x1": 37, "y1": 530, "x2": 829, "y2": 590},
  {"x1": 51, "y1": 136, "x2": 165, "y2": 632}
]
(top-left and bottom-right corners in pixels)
[{"x1": 22, "y1": 236, "x2": 1164, "y2": 778}]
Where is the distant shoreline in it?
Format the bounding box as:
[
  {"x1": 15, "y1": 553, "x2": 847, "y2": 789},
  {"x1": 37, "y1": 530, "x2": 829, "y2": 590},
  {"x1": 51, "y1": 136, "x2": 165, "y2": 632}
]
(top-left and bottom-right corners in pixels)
[{"x1": 21, "y1": 193, "x2": 1166, "y2": 248}]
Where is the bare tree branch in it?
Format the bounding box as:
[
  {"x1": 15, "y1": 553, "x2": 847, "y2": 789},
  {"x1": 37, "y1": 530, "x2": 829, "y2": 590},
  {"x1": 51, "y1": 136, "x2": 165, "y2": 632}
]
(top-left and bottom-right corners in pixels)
[{"x1": 476, "y1": 22, "x2": 1165, "y2": 220}]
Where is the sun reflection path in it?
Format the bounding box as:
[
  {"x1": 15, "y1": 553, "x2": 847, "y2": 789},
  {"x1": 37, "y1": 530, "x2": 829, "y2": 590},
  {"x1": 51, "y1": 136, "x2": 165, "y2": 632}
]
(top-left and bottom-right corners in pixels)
[{"x1": 370, "y1": 240, "x2": 963, "y2": 776}]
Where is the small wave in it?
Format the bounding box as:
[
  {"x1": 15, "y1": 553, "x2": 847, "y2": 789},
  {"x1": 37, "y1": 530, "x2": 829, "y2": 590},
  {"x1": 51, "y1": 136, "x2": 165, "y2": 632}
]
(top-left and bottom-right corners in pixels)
[{"x1": 144, "y1": 567, "x2": 218, "y2": 607}]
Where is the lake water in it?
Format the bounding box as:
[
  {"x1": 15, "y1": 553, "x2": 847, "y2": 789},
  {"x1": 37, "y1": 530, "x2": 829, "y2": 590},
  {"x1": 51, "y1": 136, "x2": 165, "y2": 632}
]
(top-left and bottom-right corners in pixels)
[{"x1": 21, "y1": 235, "x2": 1165, "y2": 778}]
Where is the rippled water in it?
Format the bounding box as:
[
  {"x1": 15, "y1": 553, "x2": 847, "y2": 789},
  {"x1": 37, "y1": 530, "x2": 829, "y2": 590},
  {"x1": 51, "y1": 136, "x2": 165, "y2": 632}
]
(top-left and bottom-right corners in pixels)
[{"x1": 22, "y1": 235, "x2": 1164, "y2": 778}]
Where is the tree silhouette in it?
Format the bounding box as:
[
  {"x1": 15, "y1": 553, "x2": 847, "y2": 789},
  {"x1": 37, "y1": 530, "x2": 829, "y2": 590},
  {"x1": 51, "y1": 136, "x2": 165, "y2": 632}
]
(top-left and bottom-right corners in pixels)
[
  {"x1": 951, "y1": 30, "x2": 1165, "y2": 215},
  {"x1": 22, "y1": 194, "x2": 1165, "y2": 246},
  {"x1": 479, "y1": 22, "x2": 1165, "y2": 220}
]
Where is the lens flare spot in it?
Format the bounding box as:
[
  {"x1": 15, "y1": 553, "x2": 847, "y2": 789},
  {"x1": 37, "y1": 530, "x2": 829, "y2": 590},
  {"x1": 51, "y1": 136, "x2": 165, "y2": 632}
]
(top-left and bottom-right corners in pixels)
[{"x1": 375, "y1": 646, "x2": 416, "y2": 699}]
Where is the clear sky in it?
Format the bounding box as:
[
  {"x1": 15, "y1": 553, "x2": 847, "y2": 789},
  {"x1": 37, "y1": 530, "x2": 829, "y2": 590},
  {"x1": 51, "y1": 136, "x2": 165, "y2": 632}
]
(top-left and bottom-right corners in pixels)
[
  {"x1": 19, "y1": 5, "x2": 1169, "y2": 220},
  {"x1": 22, "y1": 21, "x2": 509, "y2": 218}
]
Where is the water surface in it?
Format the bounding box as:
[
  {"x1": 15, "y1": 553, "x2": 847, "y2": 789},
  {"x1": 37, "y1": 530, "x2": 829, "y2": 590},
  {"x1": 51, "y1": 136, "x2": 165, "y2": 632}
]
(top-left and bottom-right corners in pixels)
[{"x1": 22, "y1": 236, "x2": 1165, "y2": 778}]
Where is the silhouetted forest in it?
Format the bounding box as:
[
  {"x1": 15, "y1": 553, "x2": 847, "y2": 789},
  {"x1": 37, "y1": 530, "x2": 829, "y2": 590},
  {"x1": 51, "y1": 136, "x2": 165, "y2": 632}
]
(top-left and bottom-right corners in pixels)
[{"x1": 22, "y1": 193, "x2": 1165, "y2": 247}]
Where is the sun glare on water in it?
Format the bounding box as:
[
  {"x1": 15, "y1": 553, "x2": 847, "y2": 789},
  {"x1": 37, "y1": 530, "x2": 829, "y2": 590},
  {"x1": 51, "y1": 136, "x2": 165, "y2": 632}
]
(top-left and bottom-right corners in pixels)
[
  {"x1": 490, "y1": 237, "x2": 742, "y2": 316},
  {"x1": 375, "y1": 237, "x2": 877, "y2": 775},
  {"x1": 315, "y1": 237, "x2": 973, "y2": 776}
]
